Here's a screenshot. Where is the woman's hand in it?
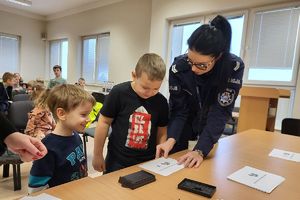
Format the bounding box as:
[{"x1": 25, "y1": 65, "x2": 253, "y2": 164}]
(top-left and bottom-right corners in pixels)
[
  {"x1": 177, "y1": 150, "x2": 204, "y2": 168},
  {"x1": 4, "y1": 132, "x2": 47, "y2": 162}
]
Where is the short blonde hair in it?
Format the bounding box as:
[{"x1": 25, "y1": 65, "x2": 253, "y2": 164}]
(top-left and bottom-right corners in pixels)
[
  {"x1": 2, "y1": 72, "x2": 14, "y2": 82},
  {"x1": 135, "y1": 53, "x2": 166, "y2": 81},
  {"x1": 47, "y1": 84, "x2": 96, "y2": 120}
]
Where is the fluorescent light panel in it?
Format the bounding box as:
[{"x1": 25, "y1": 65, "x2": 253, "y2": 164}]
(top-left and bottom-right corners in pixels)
[{"x1": 6, "y1": 0, "x2": 32, "y2": 7}]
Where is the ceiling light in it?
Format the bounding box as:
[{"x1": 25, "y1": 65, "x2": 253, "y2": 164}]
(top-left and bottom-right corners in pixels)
[{"x1": 6, "y1": 0, "x2": 32, "y2": 7}]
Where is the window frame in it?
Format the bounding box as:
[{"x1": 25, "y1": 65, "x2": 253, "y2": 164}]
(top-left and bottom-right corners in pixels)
[
  {"x1": 206, "y1": 10, "x2": 249, "y2": 58},
  {"x1": 81, "y1": 32, "x2": 110, "y2": 84},
  {"x1": 48, "y1": 38, "x2": 68, "y2": 80},
  {"x1": 243, "y1": 3, "x2": 300, "y2": 86},
  {"x1": 0, "y1": 32, "x2": 21, "y2": 74}
]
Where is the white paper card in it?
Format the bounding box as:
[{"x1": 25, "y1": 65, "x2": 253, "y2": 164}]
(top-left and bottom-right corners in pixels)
[
  {"x1": 20, "y1": 193, "x2": 61, "y2": 200},
  {"x1": 139, "y1": 157, "x2": 184, "y2": 176},
  {"x1": 227, "y1": 166, "x2": 285, "y2": 193},
  {"x1": 269, "y1": 148, "x2": 300, "y2": 162}
]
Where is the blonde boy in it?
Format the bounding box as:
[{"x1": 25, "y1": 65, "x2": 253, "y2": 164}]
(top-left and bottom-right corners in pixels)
[
  {"x1": 28, "y1": 84, "x2": 95, "y2": 193},
  {"x1": 92, "y1": 53, "x2": 169, "y2": 173}
]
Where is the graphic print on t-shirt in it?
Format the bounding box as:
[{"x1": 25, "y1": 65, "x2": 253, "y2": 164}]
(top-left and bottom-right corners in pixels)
[{"x1": 126, "y1": 106, "x2": 151, "y2": 149}]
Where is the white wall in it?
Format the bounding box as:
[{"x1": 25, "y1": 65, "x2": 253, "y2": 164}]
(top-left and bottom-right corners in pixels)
[
  {"x1": 149, "y1": 0, "x2": 300, "y2": 118},
  {"x1": 46, "y1": 0, "x2": 152, "y2": 85},
  {"x1": 0, "y1": 10, "x2": 46, "y2": 82}
]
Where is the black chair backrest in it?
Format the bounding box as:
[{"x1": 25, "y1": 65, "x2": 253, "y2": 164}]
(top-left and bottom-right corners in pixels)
[
  {"x1": 8, "y1": 100, "x2": 34, "y2": 132},
  {"x1": 13, "y1": 93, "x2": 30, "y2": 101},
  {"x1": 91, "y1": 92, "x2": 106, "y2": 103},
  {"x1": 281, "y1": 118, "x2": 300, "y2": 136}
]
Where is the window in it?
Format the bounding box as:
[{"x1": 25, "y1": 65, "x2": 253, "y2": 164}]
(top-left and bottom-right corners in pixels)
[
  {"x1": 49, "y1": 39, "x2": 68, "y2": 79},
  {"x1": 169, "y1": 14, "x2": 246, "y2": 65},
  {"x1": 170, "y1": 22, "x2": 202, "y2": 64},
  {"x1": 227, "y1": 15, "x2": 245, "y2": 57},
  {"x1": 0, "y1": 33, "x2": 20, "y2": 75},
  {"x1": 82, "y1": 33, "x2": 110, "y2": 84},
  {"x1": 245, "y1": 6, "x2": 300, "y2": 85}
]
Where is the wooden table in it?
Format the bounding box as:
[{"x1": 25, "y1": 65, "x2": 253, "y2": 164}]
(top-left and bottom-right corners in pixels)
[{"x1": 33, "y1": 129, "x2": 300, "y2": 200}]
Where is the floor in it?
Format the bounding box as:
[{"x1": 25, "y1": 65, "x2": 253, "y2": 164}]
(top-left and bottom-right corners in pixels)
[{"x1": 0, "y1": 135, "x2": 106, "y2": 200}]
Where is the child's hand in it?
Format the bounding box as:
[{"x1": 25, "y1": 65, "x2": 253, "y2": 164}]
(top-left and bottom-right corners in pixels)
[
  {"x1": 92, "y1": 155, "x2": 106, "y2": 172},
  {"x1": 155, "y1": 138, "x2": 176, "y2": 158}
]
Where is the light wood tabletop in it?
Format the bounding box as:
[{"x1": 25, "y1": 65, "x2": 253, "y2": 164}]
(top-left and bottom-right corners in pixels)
[{"x1": 32, "y1": 129, "x2": 300, "y2": 200}]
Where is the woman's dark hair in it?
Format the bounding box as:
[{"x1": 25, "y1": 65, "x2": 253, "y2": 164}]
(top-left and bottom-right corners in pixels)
[
  {"x1": 187, "y1": 15, "x2": 232, "y2": 57},
  {"x1": 188, "y1": 15, "x2": 233, "y2": 105}
]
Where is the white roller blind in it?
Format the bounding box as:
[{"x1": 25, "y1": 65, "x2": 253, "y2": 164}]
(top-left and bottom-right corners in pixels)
[
  {"x1": 0, "y1": 33, "x2": 20, "y2": 75},
  {"x1": 97, "y1": 34, "x2": 110, "y2": 83},
  {"x1": 249, "y1": 7, "x2": 300, "y2": 70},
  {"x1": 82, "y1": 37, "x2": 96, "y2": 83},
  {"x1": 49, "y1": 39, "x2": 68, "y2": 79},
  {"x1": 82, "y1": 33, "x2": 110, "y2": 84}
]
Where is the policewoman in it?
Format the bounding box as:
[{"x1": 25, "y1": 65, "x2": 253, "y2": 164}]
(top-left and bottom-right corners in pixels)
[{"x1": 156, "y1": 15, "x2": 244, "y2": 168}]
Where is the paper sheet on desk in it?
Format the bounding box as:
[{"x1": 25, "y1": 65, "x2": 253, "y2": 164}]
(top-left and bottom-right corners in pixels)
[
  {"x1": 20, "y1": 193, "x2": 61, "y2": 200},
  {"x1": 269, "y1": 148, "x2": 300, "y2": 162},
  {"x1": 227, "y1": 166, "x2": 285, "y2": 193},
  {"x1": 139, "y1": 157, "x2": 184, "y2": 176}
]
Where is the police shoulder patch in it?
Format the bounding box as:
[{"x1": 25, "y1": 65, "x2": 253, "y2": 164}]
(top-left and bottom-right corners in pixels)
[
  {"x1": 233, "y1": 61, "x2": 240, "y2": 71},
  {"x1": 218, "y1": 88, "x2": 236, "y2": 107},
  {"x1": 171, "y1": 64, "x2": 178, "y2": 73}
]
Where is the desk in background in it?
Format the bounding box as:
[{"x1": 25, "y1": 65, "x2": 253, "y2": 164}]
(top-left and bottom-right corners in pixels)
[{"x1": 33, "y1": 129, "x2": 300, "y2": 200}]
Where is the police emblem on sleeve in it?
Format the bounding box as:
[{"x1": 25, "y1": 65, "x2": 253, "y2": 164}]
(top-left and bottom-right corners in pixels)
[{"x1": 218, "y1": 88, "x2": 235, "y2": 106}]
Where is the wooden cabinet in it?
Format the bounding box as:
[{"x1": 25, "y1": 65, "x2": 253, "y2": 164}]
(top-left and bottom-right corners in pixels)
[{"x1": 237, "y1": 86, "x2": 290, "y2": 132}]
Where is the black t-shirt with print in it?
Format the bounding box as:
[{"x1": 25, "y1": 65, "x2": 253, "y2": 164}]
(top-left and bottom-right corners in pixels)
[{"x1": 100, "y1": 81, "x2": 168, "y2": 168}]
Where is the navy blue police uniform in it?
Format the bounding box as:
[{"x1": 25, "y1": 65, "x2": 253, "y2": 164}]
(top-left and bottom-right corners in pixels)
[{"x1": 168, "y1": 53, "x2": 244, "y2": 157}]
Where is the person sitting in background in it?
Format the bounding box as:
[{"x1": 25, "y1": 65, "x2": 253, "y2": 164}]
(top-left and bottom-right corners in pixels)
[
  {"x1": 47, "y1": 65, "x2": 67, "y2": 89},
  {"x1": 25, "y1": 88, "x2": 56, "y2": 140},
  {"x1": 0, "y1": 112, "x2": 47, "y2": 162},
  {"x1": 28, "y1": 84, "x2": 95, "y2": 194},
  {"x1": 26, "y1": 80, "x2": 36, "y2": 95},
  {"x1": 12, "y1": 73, "x2": 26, "y2": 96},
  {"x1": 75, "y1": 77, "x2": 86, "y2": 89},
  {"x1": 0, "y1": 72, "x2": 15, "y2": 113}
]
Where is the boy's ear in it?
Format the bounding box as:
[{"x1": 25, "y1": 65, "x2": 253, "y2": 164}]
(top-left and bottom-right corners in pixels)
[
  {"x1": 56, "y1": 108, "x2": 67, "y2": 120},
  {"x1": 131, "y1": 71, "x2": 137, "y2": 80}
]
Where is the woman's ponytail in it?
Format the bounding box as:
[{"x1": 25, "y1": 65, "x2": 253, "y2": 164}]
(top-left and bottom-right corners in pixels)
[{"x1": 210, "y1": 15, "x2": 232, "y2": 53}]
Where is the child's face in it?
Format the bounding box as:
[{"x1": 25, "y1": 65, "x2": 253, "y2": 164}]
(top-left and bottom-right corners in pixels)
[
  {"x1": 78, "y1": 79, "x2": 85, "y2": 87},
  {"x1": 63, "y1": 102, "x2": 93, "y2": 133},
  {"x1": 6, "y1": 78, "x2": 16, "y2": 87},
  {"x1": 27, "y1": 86, "x2": 33, "y2": 94},
  {"x1": 53, "y1": 68, "x2": 61, "y2": 78},
  {"x1": 132, "y1": 71, "x2": 162, "y2": 99}
]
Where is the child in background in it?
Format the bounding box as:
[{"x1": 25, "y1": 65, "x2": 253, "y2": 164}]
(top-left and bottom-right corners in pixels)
[
  {"x1": 92, "y1": 53, "x2": 169, "y2": 173},
  {"x1": 25, "y1": 88, "x2": 56, "y2": 140},
  {"x1": 75, "y1": 77, "x2": 86, "y2": 89},
  {"x1": 48, "y1": 65, "x2": 67, "y2": 89},
  {"x1": 0, "y1": 72, "x2": 15, "y2": 113},
  {"x1": 28, "y1": 84, "x2": 95, "y2": 194}
]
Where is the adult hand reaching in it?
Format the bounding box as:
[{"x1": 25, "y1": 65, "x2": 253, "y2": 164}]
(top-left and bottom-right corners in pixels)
[
  {"x1": 4, "y1": 132, "x2": 47, "y2": 162},
  {"x1": 177, "y1": 150, "x2": 203, "y2": 168}
]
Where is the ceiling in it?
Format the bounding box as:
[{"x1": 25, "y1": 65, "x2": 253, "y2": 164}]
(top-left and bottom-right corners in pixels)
[{"x1": 0, "y1": 0, "x2": 123, "y2": 19}]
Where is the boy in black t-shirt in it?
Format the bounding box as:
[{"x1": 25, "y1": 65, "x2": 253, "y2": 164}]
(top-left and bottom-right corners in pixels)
[
  {"x1": 28, "y1": 84, "x2": 95, "y2": 194},
  {"x1": 92, "y1": 53, "x2": 169, "y2": 173}
]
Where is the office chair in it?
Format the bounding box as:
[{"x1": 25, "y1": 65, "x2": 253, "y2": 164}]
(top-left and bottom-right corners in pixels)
[
  {"x1": 91, "y1": 92, "x2": 106, "y2": 103},
  {"x1": 1, "y1": 100, "x2": 34, "y2": 190},
  {"x1": 281, "y1": 118, "x2": 300, "y2": 137},
  {"x1": 12, "y1": 93, "x2": 30, "y2": 101},
  {"x1": 82, "y1": 92, "x2": 106, "y2": 158},
  {"x1": 223, "y1": 107, "x2": 239, "y2": 135}
]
